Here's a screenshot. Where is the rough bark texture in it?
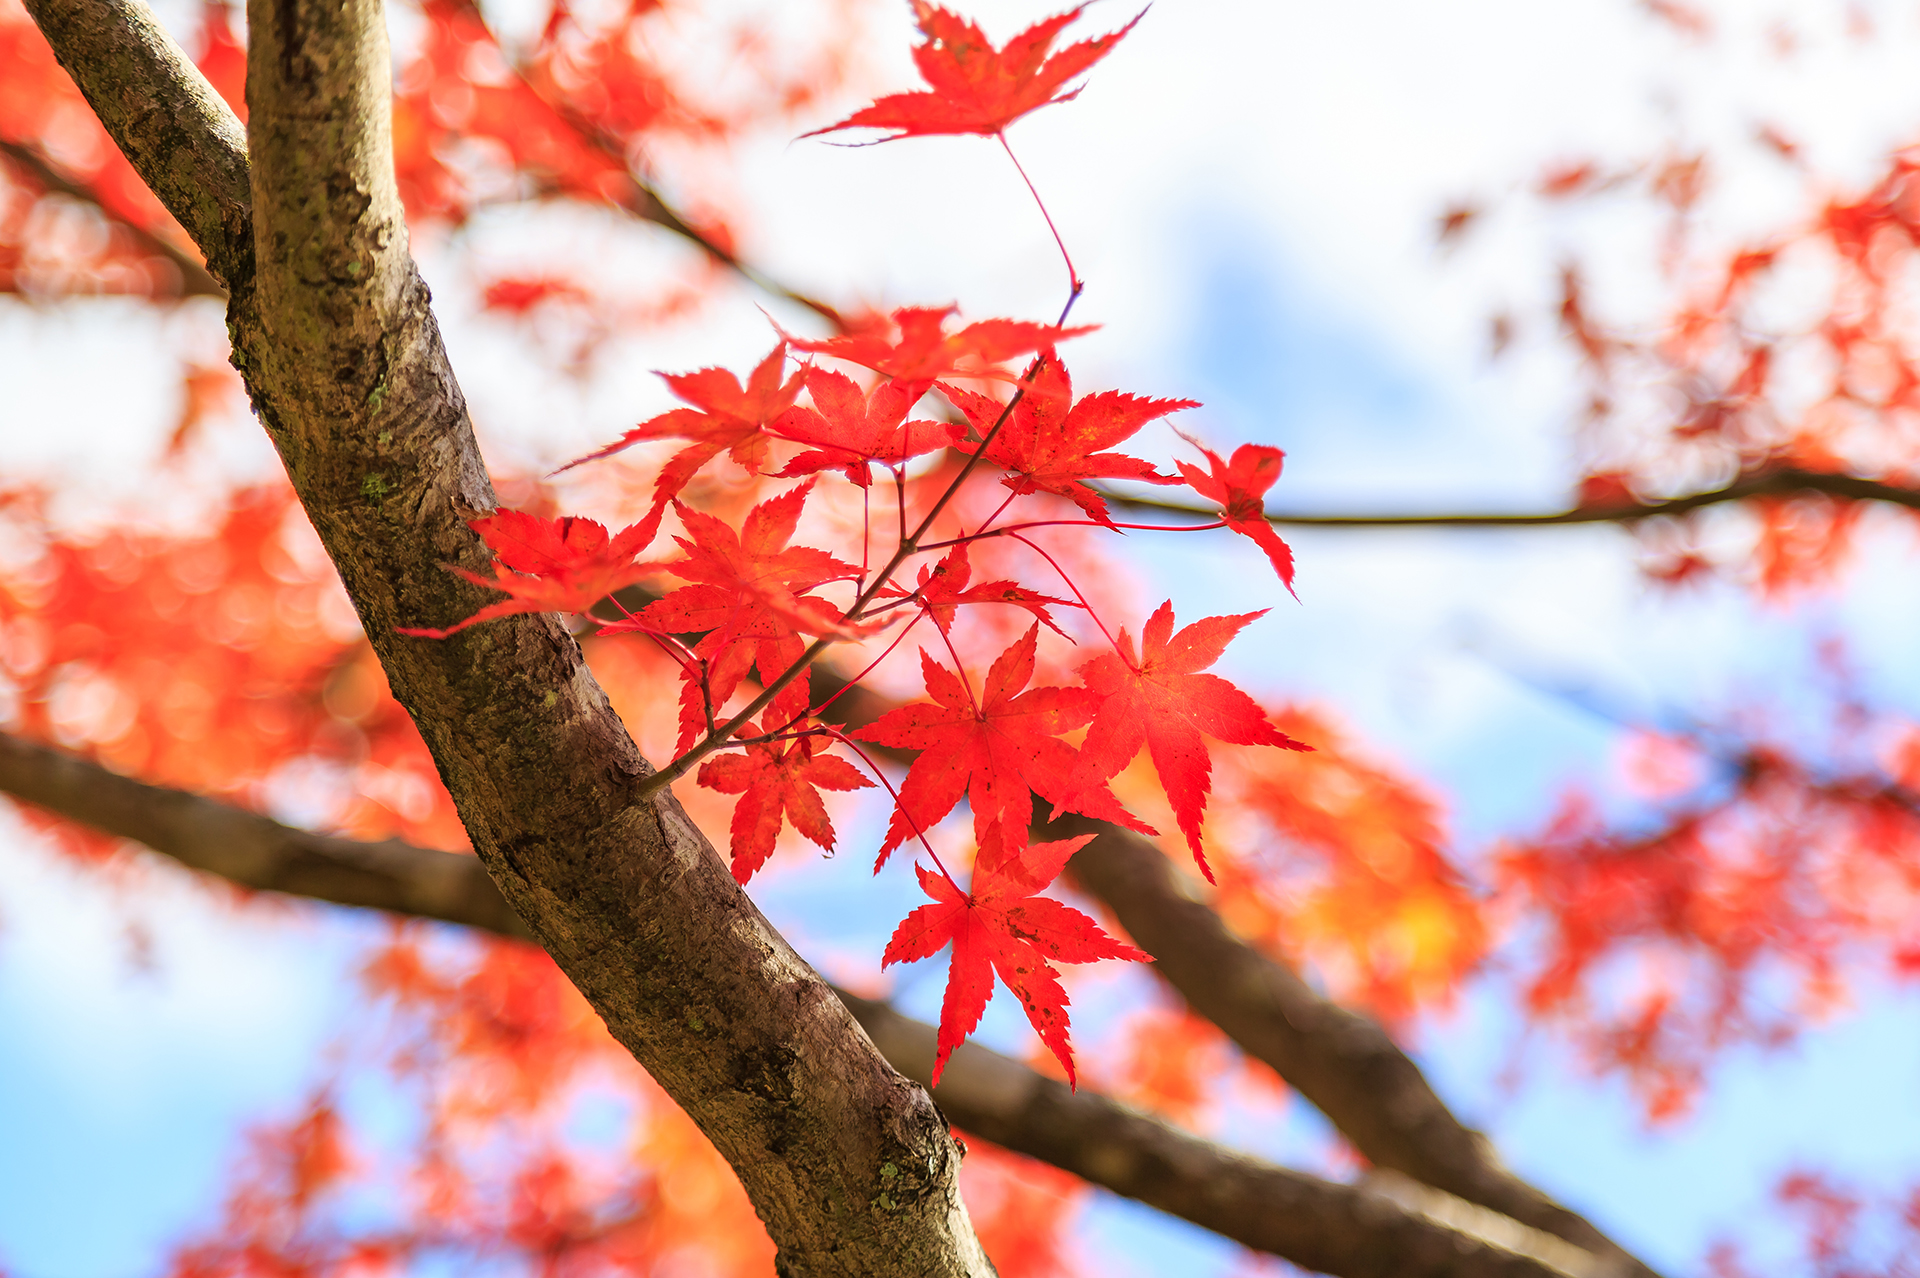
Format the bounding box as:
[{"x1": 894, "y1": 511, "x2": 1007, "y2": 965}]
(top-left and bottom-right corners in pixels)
[
  {"x1": 18, "y1": 0, "x2": 992, "y2": 1272},
  {"x1": 0, "y1": 729, "x2": 1605, "y2": 1278}
]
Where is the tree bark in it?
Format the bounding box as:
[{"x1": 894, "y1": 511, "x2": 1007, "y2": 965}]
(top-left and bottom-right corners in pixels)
[{"x1": 17, "y1": 0, "x2": 992, "y2": 1272}]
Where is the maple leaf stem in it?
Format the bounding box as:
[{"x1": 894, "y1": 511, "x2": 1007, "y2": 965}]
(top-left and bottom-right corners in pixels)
[
  {"x1": 806, "y1": 612, "x2": 927, "y2": 725},
  {"x1": 935, "y1": 622, "x2": 983, "y2": 715},
  {"x1": 921, "y1": 516, "x2": 1230, "y2": 551},
  {"x1": 999, "y1": 132, "x2": 1080, "y2": 295},
  {"x1": 820, "y1": 726, "x2": 964, "y2": 892},
  {"x1": 639, "y1": 309, "x2": 1088, "y2": 801},
  {"x1": 860, "y1": 482, "x2": 873, "y2": 586},
  {"x1": 698, "y1": 657, "x2": 719, "y2": 736},
  {"x1": 1006, "y1": 531, "x2": 1125, "y2": 656},
  {"x1": 641, "y1": 631, "x2": 701, "y2": 680}
]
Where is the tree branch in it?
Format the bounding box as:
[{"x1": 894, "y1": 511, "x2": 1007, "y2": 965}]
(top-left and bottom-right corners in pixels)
[
  {"x1": 849, "y1": 992, "x2": 1613, "y2": 1278},
  {"x1": 0, "y1": 730, "x2": 529, "y2": 938},
  {"x1": 0, "y1": 729, "x2": 1610, "y2": 1278},
  {"x1": 439, "y1": 0, "x2": 844, "y2": 329},
  {"x1": 19, "y1": 0, "x2": 989, "y2": 1271},
  {"x1": 1097, "y1": 466, "x2": 1920, "y2": 529},
  {"x1": 1049, "y1": 811, "x2": 1661, "y2": 1278},
  {"x1": 794, "y1": 659, "x2": 1664, "y2": 1277},
  {"x1": 0, "y1": 137, "x2": 226, "y2": 298}
]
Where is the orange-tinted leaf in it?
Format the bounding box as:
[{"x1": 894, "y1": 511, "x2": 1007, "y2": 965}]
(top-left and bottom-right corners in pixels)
[
  {"x1": 882, "y1": 823, "x2": 1148, "y2": 1085},
  {"x1": 852, "y1": 624, "x2": 1150, "y2": 869},
  {"x1": 1059, "y1": 602, "x2": 1308, "y2": 882},
  {"x1": 806, "y1": 2, "x2": 1141, "y2": 141},
  {"x1": 398, "y1": 511, "x2": 659, "y2": 638},
  {"x1": 940, "y1": 354, "x2": 1192, "y2": 524},
  {"x1": 1173, "y1": 435, "x2": 1296, "y2": 593}
]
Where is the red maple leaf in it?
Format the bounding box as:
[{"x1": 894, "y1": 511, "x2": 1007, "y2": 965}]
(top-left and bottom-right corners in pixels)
[
  {"x1": 786, "y1": 306, "x2": 1092, "y2": 384},
  {"x1": 697, "y1": 718, "x2": 875, "y2": 884},
  {"x1": 882, "y1": 821, "x2": 1149, "y2": 1086},
  {"x1": 1058, "y1": 602, "x2": 1310, "y2": 882},
  {"x1": 556, "y1": 344, "x2": 804, "y2": 540},
  {"x1": 881, "y1": 545, "x2": 1077, "y2": 637},
  {"x1": 807, "y1": 2, "x2": 1143, "y2": 141},
  {"x1": 604, "y1": 484, "x2": 864, "y2": 748},
  {"x1": 941, "y1": 354, "x2": 1194, "y2": 525},
  {"x1": 399, "y1": 510, "x2": 659, "y2": 638},
  {"x1": 769, "y1": 367, "x2": 950, "y2": 486},
  {"x1": 853, "y1": 624, "x2": 1150, "y2": 869},
  {"x1": 1174, "y1": 435, "x2": 1297, "y2": 594}
]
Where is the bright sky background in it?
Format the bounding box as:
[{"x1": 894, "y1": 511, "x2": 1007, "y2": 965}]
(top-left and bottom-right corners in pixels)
[{"x1": 7, "y1": 0, "x2": 1920, "y2": 1274}]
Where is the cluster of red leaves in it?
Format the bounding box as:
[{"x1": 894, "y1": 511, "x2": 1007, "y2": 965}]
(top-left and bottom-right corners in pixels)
[
  {"x1": 1707, "y1": 1170, "x2": 1920, "y2": 1278},
  {"x1": 393, "y1": 1, "x2": 1318, "y2": 1082},
  {"x1": 0, "y1": 486, "x2": 465, "y2": 852},
  {"x1": 1197, "y1": 708, "x2": 1486, "y2": 1023},
  {"x1": 1497, "y1": 121, "x2": 1920, "y2": 592},
  {"x1": 431, "y1": 321, "x2": 1304, "y2": 1077},
  {"x1": 1494, "y1": 732, "x2": 1920, "y2": 1119},
  {"x1": 168, "y1": 935, "x2": 782, "y2": 1278},
  {"x1": 0, "y1": 0, "x2": 212, "y2": 297}
]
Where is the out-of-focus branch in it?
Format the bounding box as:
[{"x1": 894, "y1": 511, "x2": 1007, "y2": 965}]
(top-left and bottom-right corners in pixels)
[
  {"x1": 1048, "y1": 811, "x2": 1660, "y2": 1278},
  {"x1": 443, "y1": 0, "x2": 844, "y2": 330},
  {"x1": 0, "y1": 138, "x2": 227, "y2": 298},
  {"x1": 0, "y1": 728, "x2": 1607, "y2": 1278},
  {"x1": 14, "y1": 0, "x2": 253, "y2": 291},
  {"x1": 590, "y1": 613, "x2": 1661, "y2": 1277},
  {"x1": 0, "y1": 731, "x2": 528, "y2": 938},
  {"x1": 847, "y1": 991, "x2": 1609, "y2": 1278},
  {"x1": 777, "y1": 653, "x2": 1663, "y2": 1276},
  {"x1": 1096, "y1": 465, "x2": 1920, "y2": 529}
]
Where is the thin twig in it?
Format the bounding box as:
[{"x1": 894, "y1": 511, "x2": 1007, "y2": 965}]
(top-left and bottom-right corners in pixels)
[
  {"x1": 0, "y1": 137, "x2": 225, "y2": 299},
  {"x1": 1095, "y1": 465, "x2": 1920, "y2": 529}
]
